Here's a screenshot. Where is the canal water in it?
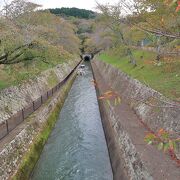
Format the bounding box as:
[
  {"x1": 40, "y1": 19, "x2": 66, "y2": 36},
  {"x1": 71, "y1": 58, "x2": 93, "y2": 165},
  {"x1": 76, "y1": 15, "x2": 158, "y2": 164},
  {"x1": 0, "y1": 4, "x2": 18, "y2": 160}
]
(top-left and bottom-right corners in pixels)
[{"x1": 31, "y1": 62, "x2": 113, "y2": 180}]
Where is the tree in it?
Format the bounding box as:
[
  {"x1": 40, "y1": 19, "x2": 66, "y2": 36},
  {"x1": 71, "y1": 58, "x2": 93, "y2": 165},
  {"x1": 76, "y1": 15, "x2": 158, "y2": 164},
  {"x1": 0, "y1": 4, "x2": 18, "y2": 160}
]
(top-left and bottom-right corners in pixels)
[
  {"x1": 96, "y1": 2, "x2": 137, "y2": 65},
  {"x1": 49, "y1": 7, "x2": 96, "y2": 19},
  {"x1": 119, "y1": 0, "x2": 180, "y2": 39},
  {"x1": 95, "y1": 0, "x2": 180, "y2": 62},
  {"x1": 0, "y1": 2, "x2": 81, "y2": 65},
  {"x1": 1, "y1": 0, "x2": 41, "y2": 19},
  {"x1": 0, "y1": 0, "x2": 44, "y2": 64}
]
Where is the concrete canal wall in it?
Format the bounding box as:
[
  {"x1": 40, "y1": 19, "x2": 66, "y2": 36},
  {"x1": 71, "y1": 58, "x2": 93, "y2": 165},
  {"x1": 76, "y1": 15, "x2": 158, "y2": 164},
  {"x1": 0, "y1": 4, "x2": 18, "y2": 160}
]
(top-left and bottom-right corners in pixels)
[
  {"x1": 91, "y1": 59, "x2": 180, "y2": 180},
  {"x1": 0, "y1": 60, "x2": 79, "y2": 125},
  {"x1": 0, "y1": 59, "x2": 80, "y2": 180}
]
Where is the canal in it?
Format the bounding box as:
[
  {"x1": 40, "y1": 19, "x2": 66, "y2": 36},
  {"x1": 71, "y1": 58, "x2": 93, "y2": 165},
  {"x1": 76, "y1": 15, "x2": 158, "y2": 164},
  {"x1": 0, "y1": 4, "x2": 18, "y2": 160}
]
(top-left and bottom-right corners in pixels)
[{"x1": 31, "y1": 62, "x2": 113, "y2": 180}]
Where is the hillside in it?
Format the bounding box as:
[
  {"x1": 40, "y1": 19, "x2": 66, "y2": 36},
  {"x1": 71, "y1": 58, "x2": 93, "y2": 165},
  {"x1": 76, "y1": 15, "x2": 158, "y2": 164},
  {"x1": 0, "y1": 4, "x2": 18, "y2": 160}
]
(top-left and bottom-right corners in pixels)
[
  {"x1": 98, "y1": 50, "x2": 180, "y2": 101},
  {"x1": 48, "y1": 7, "x2": 96, "y2": 19},
  {"x1": 0, "y1": 5, "x2": 81, "y2": 90}
]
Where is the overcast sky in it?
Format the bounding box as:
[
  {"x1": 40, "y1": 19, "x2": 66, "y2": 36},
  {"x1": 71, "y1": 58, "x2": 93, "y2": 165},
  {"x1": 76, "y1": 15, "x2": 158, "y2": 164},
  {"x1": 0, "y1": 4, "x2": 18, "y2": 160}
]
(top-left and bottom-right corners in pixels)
[
  {"x1": 14, "y1": 0, "x2": 119, "y2": 11},
  {"x1": 31, "y1": 0, "x2": 120, "y2": 10}
]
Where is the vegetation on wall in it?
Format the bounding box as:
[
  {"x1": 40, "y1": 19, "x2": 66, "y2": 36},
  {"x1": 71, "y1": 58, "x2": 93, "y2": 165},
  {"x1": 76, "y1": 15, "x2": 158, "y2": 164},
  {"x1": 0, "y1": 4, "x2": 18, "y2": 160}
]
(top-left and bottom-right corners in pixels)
[{"x1": 12, "y1": 75, "x2": 75, "y2": 180}]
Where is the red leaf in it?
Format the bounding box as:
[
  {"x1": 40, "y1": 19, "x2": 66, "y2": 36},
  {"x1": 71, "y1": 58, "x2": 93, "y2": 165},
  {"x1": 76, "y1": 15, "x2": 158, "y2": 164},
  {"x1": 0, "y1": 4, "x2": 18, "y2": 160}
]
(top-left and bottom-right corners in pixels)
[{"x1": 176, "y1": 1, "x2": 180, "y2": 12}]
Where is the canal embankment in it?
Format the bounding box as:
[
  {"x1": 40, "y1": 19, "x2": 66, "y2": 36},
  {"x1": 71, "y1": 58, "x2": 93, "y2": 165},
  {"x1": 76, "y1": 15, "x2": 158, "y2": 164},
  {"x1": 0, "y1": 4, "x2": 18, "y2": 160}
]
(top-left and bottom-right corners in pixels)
[
  {"x1": 91, "y1": 59, "x2": 180, "y2": 180},
  {"x1": 0, "y1": 59, "x2": 80, "y2": 180},
  {"x1": 31, "y1": 62, "x2": 113, "y2": 180}
]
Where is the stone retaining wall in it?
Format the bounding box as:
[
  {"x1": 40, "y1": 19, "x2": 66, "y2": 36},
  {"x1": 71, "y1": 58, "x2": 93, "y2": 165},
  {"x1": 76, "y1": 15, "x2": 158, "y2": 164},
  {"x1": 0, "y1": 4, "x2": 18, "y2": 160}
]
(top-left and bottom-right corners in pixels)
[
  {"x1": 0, "y1": 60, "x2": 79, "y2": 180},
  {"x1": 93, "y1": 60, "x2": 180, "y2": 134},
  {"x1": 0, "y1": 59, "x2": 79, "y2": 124},
  {"x1": 91, "y1": 59, "x2": 180, "y2": 180}
]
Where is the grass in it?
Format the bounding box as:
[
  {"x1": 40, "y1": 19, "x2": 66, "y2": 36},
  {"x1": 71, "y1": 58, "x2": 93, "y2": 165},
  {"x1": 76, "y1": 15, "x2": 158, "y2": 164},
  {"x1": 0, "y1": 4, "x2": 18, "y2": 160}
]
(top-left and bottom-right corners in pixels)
[
  {"x1": 0, "y1": 54, "x2": 76, "y2": 90},
  {"x1": 0, "y1": 80, "x2": 9, "y2": 89},
  {"x1": 47, "y1": 71, "x2": 59, "y2": 87},
  {"x1": 98, "y1": 49, "x2": 180, "y2": 100},
  {"x1": 0, "y1": 61, "x2": 54, "y2": 90}
]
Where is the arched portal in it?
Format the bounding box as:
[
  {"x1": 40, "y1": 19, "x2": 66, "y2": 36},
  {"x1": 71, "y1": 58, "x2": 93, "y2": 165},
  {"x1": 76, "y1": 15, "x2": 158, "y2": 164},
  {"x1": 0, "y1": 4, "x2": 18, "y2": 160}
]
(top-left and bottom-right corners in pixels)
[
  {"x1": 84, "y1": 56, "x2": 90, "y2": 61},
  {"x1": 82, "y1": 54, "x2": 93, "y2": 61}
]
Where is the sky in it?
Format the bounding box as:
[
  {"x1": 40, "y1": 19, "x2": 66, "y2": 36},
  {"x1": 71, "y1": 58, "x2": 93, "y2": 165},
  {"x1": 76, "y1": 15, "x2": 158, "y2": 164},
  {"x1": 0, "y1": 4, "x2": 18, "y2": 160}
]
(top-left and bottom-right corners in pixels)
[
  {"x1": 32, "y1": 0, "x2": 120, "y2": 11},
  {"x1": 0, "y1": 0, "x2": 120, "y2": 11}
]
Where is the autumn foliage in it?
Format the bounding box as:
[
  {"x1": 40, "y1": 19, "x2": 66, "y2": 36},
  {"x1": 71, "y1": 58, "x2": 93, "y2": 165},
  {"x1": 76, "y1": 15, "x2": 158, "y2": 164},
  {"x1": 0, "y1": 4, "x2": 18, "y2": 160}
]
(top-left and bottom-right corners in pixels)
[
  {"x1": 145, "y1": 128, "x2": 180, "y2": 166},
  {"x1": 176, "y1": 1, "x2": 180, "y2": 12}
]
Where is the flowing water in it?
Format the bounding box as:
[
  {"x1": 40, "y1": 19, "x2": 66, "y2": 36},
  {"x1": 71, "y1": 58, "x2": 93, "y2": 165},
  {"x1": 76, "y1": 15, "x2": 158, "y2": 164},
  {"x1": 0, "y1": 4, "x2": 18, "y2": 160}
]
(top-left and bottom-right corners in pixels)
[{"x1": 31, "y1": 62, "x2": 113, "y2": 180}]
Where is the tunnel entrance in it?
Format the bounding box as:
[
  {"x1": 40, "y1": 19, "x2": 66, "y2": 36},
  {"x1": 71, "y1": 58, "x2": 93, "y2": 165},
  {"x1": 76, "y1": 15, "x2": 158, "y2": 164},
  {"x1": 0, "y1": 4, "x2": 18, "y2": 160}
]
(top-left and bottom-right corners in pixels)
[
  {"x1": 81, "y1": 54, "x2": 93, "y2": 61},
  {"x1": 84, "y1": 56, "x2": 91, "y2": 61}
]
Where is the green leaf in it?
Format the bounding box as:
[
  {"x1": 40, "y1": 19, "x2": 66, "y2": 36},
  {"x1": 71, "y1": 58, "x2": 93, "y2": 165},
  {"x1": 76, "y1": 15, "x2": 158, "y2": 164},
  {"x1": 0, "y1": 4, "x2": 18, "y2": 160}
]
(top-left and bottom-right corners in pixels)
[
  {"x1": 117, "y1": 97, "x2": 121, "y2": 104},
  {"x1": 163, "y1": 143, "x2": 170, "y2": 152},
  {"x1": 114, "y1": 98, "x2": 117, "y2": 106},
  {"x1": 106, "y1": 100, "x2": 111, "y2": 106},
  {"x1": 172, "y1": 141, "x2": 177, "y2": 151},
  {"x1": 161, "y1": 132, "x2": 169, "y2": 140},
  {"x1": 157, "y1": 142, "x2": 163, "y2": 150},
  {"x1": 169, "y1": 140, "x2": 174, "y2": 150}
]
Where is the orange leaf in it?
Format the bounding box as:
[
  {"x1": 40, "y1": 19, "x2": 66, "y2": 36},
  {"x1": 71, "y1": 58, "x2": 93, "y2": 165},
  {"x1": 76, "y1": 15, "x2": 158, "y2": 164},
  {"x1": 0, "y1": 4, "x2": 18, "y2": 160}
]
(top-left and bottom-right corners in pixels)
[
  {"x1": 158, "y1": 128, "x2": 165, "y2": 136},
  {"x1": 98, "y1": 96, "x2": 106, "y2": 100},
  {"x1": 176, "y1": 1, "x2": 180, "y2": 12}
]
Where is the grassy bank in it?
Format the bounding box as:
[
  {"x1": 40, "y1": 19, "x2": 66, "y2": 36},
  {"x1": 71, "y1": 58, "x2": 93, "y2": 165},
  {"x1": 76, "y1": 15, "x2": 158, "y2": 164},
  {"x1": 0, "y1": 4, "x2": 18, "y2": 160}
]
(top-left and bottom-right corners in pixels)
[
  {"x1": 0, "y1": 54, "x2": 76, "y2": 91},
  {"x1": 12, "y1": 74, "x2": 76, "y2": 180},
  {"x1": 98, "y1": 49, "x2": 180, "y2": 101}
]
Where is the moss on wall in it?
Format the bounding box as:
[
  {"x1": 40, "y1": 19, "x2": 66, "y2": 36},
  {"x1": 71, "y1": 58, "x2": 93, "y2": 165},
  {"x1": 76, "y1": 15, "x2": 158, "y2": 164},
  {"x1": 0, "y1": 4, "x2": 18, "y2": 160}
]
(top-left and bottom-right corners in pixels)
[
  {"x1": 47, "y1": 71, "x2": 59, "y2": 88},
  {"x1": 12, "y1": 74, "x2": 76, "y2": 180}
]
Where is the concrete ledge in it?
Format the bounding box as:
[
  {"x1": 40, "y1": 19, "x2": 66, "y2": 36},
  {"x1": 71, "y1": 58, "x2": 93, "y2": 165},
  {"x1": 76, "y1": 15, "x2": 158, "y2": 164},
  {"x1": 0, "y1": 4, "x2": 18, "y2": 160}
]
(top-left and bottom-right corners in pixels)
[{"x1": 91, "y1": 60, "x2": 180, "y2": 180}]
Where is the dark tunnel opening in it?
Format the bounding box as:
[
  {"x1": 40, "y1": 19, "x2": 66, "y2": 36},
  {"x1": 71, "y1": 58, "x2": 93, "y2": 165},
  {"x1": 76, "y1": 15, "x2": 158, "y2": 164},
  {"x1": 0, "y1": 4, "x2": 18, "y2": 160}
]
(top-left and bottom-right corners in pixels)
[{"x1": 84, "y1": 56, "x2": 91, "y2": 61}]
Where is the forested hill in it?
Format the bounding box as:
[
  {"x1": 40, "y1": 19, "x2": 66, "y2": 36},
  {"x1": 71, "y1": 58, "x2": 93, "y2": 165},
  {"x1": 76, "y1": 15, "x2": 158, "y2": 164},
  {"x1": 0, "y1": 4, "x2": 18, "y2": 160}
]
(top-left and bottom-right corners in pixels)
[{"x1": 48, "y1": 7, "x2": 96, "y2": 19}]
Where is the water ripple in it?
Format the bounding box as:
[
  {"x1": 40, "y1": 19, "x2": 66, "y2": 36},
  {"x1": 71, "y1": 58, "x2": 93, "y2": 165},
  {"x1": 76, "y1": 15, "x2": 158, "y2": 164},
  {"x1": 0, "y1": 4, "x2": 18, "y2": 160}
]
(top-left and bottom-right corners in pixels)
[{"x1": 31, "y1": 62, "x2": 113, "y2": 180}]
